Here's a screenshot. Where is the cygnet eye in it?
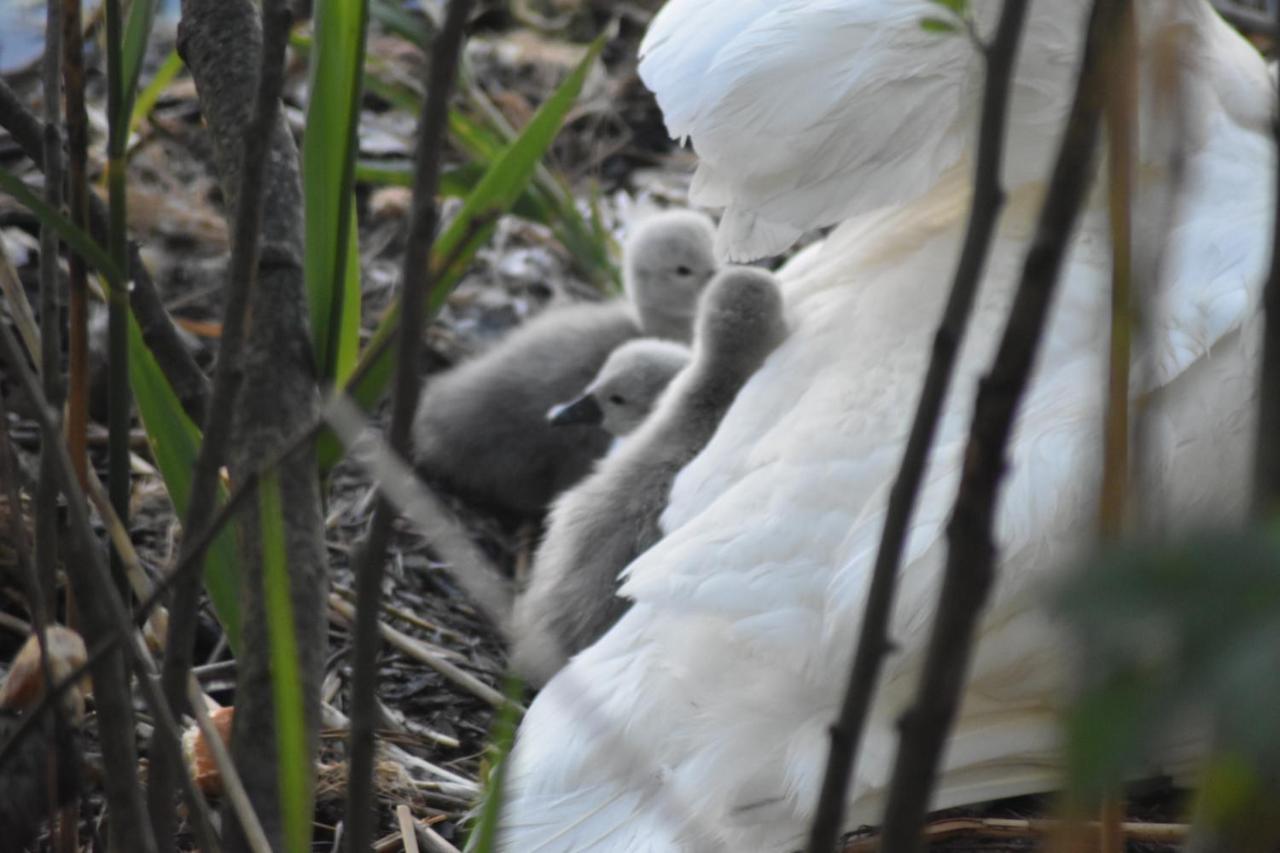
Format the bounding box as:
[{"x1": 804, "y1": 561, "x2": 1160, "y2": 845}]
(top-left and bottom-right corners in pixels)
[
  {"x1": 675, "y1": 265, "x2": 693, "y2": 276},
  {"x1": 608, "y1": 394, "x2": 627, "y2": 406}
]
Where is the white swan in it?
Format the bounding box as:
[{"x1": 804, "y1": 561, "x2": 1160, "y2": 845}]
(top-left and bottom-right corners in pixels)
[{"x1": 495, "y1": 1, "x2": 1274, "y2": 849}]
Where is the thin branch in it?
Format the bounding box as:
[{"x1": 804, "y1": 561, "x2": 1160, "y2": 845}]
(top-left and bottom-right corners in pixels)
[
  {"x1": 804, "y1": 4, "x2": 1030, "y2": 849},
  {"x1": 0, "y1": 78, "x2": 211, "y2": 423},
  {"x1": 1097, "y1": 8, "x2": 1137, "y2": 849},
  {"x1": 877, "y1": 3, "x2": 1117, "y2": 849},
  {"x1": 321, "y1": 393, "x2": 513, "y2": 630},
  {"x1": 840, "y1": 816, "x2": 1189, "y2": 851},
  {"x1": 154, "y1": 0, "x2": 294, "y2": 844},
  {"x1": 344, "y1": 2, "x2": 474, "y2": 848},
  {"x1": 36, "y1": 0, "x2": 64, "y2": 621},
  {"x1": 187, "y1": 679, "x2": 271, "y2": 853},
  {"x1": 105, "y1": 0, "x2": 133, "y2": 603},
  {"x1": 1253, "y1": 3, "x2": 1280, "y2": 515},
  {"x1": 0, "y1": 311, "x2": 226, "y2": 851},
  {"x1": 61, "y1": 0, "x2": 90, "y2": 498},
  {"x1": 0, "y1": 390, "x2": 66, "y2": 846}
]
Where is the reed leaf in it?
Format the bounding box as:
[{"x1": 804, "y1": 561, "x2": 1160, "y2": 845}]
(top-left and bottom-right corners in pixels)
[
  {"x1": 0, "y1": 167, "x2": 125, "y2": 284},
  {"x1": 339, "y1": 33, "x2": 606, "y2": 423},
  {"x1": 468, "y1": 676, "x2": 524, "y2": 853},
  {"x1": 128, "y1": 315, "x2": 242, "y2": 648},
  {"x1": 303, "y1": 0, "x2": 369, "y2": 383},
  {"x1": 0, "y1": 164, "x2": 243, "y2": 646},
  {"x1": 128, "y1": 48, "x2": 184, "y2": 139},
  {"x1": 259, "y1": 470, "x2": 313, "y2": 853},
  {"x1": 115, "y1": 0, "x2": 158, "y2": 150}
]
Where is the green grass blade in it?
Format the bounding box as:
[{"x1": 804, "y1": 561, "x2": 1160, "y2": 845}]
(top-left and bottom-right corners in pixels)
[
  {"x1": 369, "y1": 0, "x2": 428, "y2": 48},
  {"x1": 258, "y1": 470, "x2": 313, "y2": 853},
  {"x1": 121, "y1": 0, "x2": 158, "y2": 96},
  {"x1": 127, "y1": 315, "x2": 242, "y2": 648},
  {"x1": 6, "y1": 163, "x2": 243, "y2": 646},
  {"x1": 356, "y1": 159, "x2": 552, "y2": 221},
  {"x1": 0, "y1": 168, "x2": 125, "y2": 285},
  {"x1": 129, "y1": 48, "x2": 184, "y2": 138},
  {"x1": 303, "y1": 0, "x2": 369, "y2": 384},
  {"x1": 114, "y1": 0, "x2": 158, "y2": 152},
  {"x1": 336, "y1": 34, "x2": 605, "y2": 424},
  {"x1": 467, "y1": 676, "x2": 524, "y2": 853}
]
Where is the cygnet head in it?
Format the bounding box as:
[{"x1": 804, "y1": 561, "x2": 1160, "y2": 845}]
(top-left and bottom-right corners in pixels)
[
  {"x1": 547, "y1": 339, "x2": 691, "y2": 436},
  {"x1": 623, "y1": 210, "x2": 718, "y2": 342},
  {"x1": 692, "y1": 266, "x2": 787, "y2": 379}
]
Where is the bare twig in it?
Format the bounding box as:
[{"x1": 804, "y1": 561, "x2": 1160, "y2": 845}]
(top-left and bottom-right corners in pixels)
[
  {"x1": 804, "y1": 5, "x2": 1030, "y2": 849},
  {"x1": 1254, "y1": 4, "x2": 1280, "y2": 515},
  {"x1": 329, "y1": 596, "x2": 517, "y2": 711},
  {"x1": 0, "y1": 77, "x2": 210, "y2": 423},
  {"x1": 322, "y1": 393, "x2": 513, "y2": 630},
  {"x1": 840, "y1": 816, "x2": 1189, "y2": 851},
  {"x1": 36, "y1": 0, "x2": 64, "y2": 628},
  {"x1": 58, "y1": 2, "x2": 148, "y2": 842},
  {"x1": 104, "y1": 0, "x2": 133, "y2": 603},
  {"x1": 344, "y1": 1, "x2": 474, "y2": 850},
  {"x1": 0, "y1": 311, "x2": 236, "y2": 852},
  {"x1": 414, "y1": 820, "x2": 463, "y2": 853},
  {"x1": 876, "y1": 3, "x2": 1117, "y2": 849},
  {"x1": 1097, "y1": 7, "x2": 1138, "y2": 849},
  {"x1": 61, "y1": 0, "x2": 90, "y2": 499},
  {"x1": 154, "y1": 0, "x2": 295, "y2": 844},
  {"x1": 187, "y1": 678, "x2": 271, "y2": 853},
  {"x1": 397, "y1": 805, "x2": 422, "y2": 853},
  {"x1": 0, "y1": 388, "x2": 65, "y2": 848}
]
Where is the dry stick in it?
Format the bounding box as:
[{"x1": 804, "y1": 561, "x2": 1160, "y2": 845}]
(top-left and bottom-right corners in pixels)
[
  {"x1": 187, "y1": 678, "x2": 271, "y2": 853},
  {"x1": 839, "y1": 817, "x2": 1189, "y2": 852},
  {"x1": 104, "y1": 0, "x2": 132, "y2": 604},
  {"x1": 1096, "y1": 7, "x2": 1137, "y2": 852},
  {"x1": 0, "y1": 427, "x2": 278, "y2": 773},
  {"x1": 344, "y1": 1, "x2": 474, "y2": 850},
  {"x1": 0, "y1": 327, "x2": 166, "y2": 851},
  {"x1": 803, "y1": 5, "x2": 1031, "y2": 850},
  {"x1": 34, "y1": 9, "x2": 69, "y2": 845},
  {"x1": 36, "y1": 0, "x2": 64, "y2": 623},
  {"x1": 62, "y1": 1, "x2": 148, "y2": 843},
  {"x1": 875, "y1": 4, "x2": 1116, "y2": 850},
  {"x1": 396, "y1": 805, "x2": 422, "y2": 853},
  {"x1": 0, "y1": 78, "x2": 211, "y2": 423},
  {"x1": 330, "y1": 596, "x2": 515, "y2": 711},
  {"x1": 0, "y1": 391, "x2": 66, "y2": 850},
  {"x1": 414, "y1": 820, "x2": 463, "y2": 853},
  {"x1": 153, "y1": 0, "x2": 294, "y2": 846},
  {"x1": 61, "y1": 0, "x2": 90, "y2": 498},
  {"x1": 322, "y1": 393, "x2": 513, "y2": 631},
  {"x1": 1253, "y1": 4, "x2": 1280, "y2": 515},
  {"x1": 0, "y1": 317, "x2": 224, "y2": 852}
]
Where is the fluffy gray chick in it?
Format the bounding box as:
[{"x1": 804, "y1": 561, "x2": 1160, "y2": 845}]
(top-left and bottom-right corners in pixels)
[
  {"x1": 509, "y1": 266, "x2": 788, "y2": 685},
  {"x1": 546, "y1": 338, "x2": 692, "y2": 438},
  {"x1": 411, "y1": 210, "x2": 717, "y2": 517}
]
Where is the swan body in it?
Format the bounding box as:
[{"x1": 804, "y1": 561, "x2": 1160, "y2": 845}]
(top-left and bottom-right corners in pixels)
[
  {"x1": 547, "y1": 338, "x2": 692, "y2": 438},
  {"x1": 512, "y1": 269, "x2": 787, "y2": 687},
  {"x1": 497, "y1": 1, "x2": 1273, "y2": 849},
  {"x1": 412, "y1": 211, "x2": 717, "y2": 516}
]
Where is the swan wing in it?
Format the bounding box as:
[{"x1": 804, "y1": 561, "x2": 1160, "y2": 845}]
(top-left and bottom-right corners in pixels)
[{"x1": 638, "y1": 0, "x2": 1096, "y2": 260}]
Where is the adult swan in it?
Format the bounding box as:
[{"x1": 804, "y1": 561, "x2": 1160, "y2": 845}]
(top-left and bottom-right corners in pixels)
[{"x1": 496, "y1": 1, "x2": 1274, "y2": 849}]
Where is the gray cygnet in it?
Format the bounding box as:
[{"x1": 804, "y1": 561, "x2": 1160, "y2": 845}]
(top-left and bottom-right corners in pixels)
[
  {"x1": 411, "y1": 211, "x2": 717, "y2": 517},
  {"x1": 546, "y1": 338, "x2": 692, "y2": 438},
  {"x1": 510, "y1": 266, "x2": 788, "y2": 685}
]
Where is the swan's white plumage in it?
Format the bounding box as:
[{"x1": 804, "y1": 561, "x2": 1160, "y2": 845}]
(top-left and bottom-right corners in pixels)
[{"x1": 497, "y1": 1, "x2": 1274, "y2": 850}]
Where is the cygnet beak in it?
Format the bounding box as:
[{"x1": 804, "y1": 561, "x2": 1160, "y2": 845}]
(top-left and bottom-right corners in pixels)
[{"x1": 547, "y1": 394, "x2": 603, "y2": 427}]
